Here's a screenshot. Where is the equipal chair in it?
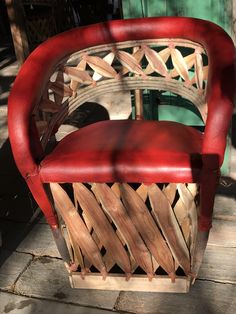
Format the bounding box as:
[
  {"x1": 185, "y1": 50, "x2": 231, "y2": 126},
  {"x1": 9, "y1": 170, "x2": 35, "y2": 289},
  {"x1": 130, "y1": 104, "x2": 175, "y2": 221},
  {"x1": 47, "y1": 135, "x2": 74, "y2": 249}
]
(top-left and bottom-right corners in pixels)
[{"x1": 8, "y1": 17, "x2": 235, "y2": 293}]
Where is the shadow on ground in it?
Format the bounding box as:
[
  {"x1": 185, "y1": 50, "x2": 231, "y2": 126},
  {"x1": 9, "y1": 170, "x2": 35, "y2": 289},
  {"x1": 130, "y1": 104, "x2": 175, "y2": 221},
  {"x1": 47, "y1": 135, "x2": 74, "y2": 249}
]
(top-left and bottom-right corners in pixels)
[{"x1": 0, "y1": 138, "x2": 41, "y2": 267}]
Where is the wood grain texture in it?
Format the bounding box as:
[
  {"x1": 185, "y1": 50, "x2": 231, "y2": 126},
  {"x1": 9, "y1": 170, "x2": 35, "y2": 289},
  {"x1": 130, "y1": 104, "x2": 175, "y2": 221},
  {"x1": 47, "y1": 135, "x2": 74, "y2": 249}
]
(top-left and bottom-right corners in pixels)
[
  {"x1": 148, "y1": 184, "x2": 191, "y2": 275},
  {"x1": 92, "y1": 183, "x2": 154, "y2": 278},
  {"x1": 50, "y1": 183, "x2": 106, "y2": 276},
  {"x1": 71, "y1": 273, "x2": 190, "y2": 292},
  {"x1": 73, "y1": 183, "x2": 131, "y2": 275},
  {"x1": 120, "y1": 183, "x2": 175, "y2": 281}
]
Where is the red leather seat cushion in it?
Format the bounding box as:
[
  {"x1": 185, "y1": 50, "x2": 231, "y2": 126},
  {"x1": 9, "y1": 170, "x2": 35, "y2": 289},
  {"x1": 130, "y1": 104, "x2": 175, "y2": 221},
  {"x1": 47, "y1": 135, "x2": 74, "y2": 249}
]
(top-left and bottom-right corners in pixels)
[{"x1": 40, "y1": 120, "x2": 203, "y2": 183}]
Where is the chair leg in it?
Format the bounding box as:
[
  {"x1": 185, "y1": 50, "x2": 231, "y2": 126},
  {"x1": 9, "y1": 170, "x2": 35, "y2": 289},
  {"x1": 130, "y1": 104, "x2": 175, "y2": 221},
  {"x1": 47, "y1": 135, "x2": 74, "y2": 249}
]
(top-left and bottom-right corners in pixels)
[
  {"x1": 26, "y1": 175, "x2": 76, "y2": 269},
  {"x1": 191, "y1": 230, "x2": 209, "y2": 283},
  {"x1": 26, "y1": 175, "x2": 58, "y2": 227},
  {"x1": 191, "y1": 170, "x2": 219, "y2": 281}
]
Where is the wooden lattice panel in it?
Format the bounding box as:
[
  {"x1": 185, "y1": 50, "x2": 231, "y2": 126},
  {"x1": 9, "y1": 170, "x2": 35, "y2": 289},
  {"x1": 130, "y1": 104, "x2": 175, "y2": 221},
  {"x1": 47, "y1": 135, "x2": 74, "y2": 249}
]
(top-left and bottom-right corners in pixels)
[
  {"x1": 33, "y1": 39, "x2": 208, "y2": 148},
  {"x1": 50, "y1": 182, "x2": 199, "y2": 291}
]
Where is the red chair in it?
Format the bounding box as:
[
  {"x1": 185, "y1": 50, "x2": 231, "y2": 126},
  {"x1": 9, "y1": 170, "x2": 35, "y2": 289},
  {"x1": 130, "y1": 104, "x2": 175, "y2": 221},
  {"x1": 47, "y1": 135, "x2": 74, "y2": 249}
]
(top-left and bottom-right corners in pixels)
[{"x1": 8, "y1": 17, "x2": 235, "y2": 292}]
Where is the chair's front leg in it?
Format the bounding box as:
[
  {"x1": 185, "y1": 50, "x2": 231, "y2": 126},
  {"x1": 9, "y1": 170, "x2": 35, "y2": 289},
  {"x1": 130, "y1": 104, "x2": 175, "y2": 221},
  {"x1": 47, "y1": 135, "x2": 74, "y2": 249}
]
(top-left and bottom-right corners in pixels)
[
  {"x1": 26, "y1": 175, "x2": 76, "y2": 269},
  {"x1": 191, "y1": 168, "x2": 219, "y2": 281}
]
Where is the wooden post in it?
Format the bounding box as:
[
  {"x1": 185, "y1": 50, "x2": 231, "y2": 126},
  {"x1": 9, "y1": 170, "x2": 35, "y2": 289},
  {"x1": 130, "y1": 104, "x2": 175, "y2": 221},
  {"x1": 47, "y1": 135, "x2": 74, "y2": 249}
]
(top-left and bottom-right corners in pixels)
[{"x1": 5, "y1": 0, "x2": 29, "y2": 64}]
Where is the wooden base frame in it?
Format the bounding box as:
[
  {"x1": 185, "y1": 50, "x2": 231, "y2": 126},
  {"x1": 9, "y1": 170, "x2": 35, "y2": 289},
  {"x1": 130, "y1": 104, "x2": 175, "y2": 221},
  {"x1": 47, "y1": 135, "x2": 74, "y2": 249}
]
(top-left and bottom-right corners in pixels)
[{"x1": 69, "y1": 273, "x2": 190, "y2": 293}]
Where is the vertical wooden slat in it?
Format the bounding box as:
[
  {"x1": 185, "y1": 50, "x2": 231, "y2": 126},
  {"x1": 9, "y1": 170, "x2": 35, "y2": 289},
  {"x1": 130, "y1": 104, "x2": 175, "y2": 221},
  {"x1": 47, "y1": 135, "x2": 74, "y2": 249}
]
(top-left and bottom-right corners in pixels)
[{"x1": 5, "y1": 0, "x2": 29, "y2": 64}]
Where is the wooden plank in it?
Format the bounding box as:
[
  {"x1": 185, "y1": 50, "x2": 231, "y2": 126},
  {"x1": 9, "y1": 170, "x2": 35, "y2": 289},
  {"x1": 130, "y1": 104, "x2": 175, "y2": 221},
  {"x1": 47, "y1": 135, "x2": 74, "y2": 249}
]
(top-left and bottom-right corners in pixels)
[
  {"x1": 0, "y1": 291, "x2": 116, "y2": 314},
  {"x1": 115, "y1": 280, "x2": 236, "y2": 314},
  {"x1": 70, "y1": 273, "x2": 190, "y2": 293},
  {"x1": 14, "y1": 257, "x2": 119, "y2": 310},
  {"x1": 0, "y1": 250, "x2": 32, "y2": 290},
  {"x1": 5, "y1": 0, "x2": 29, "y2": 64},
  {"x1": 208, "y1": 219, "x2": 236, "y2": 247}
]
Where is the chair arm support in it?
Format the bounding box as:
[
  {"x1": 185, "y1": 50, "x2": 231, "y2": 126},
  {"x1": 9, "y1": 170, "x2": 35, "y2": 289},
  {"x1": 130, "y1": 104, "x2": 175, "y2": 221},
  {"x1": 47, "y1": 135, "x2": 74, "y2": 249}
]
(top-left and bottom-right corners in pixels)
[{"x1": 202, "y1": 61, "x2": 236, "y2": 169}]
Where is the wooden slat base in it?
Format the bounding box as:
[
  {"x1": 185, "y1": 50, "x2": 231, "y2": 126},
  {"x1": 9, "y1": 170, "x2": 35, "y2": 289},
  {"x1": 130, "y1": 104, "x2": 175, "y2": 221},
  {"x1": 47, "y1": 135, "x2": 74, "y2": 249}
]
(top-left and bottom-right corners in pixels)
[{"x1": 69, "y1": 273, "x2": 190, "y2": 293}]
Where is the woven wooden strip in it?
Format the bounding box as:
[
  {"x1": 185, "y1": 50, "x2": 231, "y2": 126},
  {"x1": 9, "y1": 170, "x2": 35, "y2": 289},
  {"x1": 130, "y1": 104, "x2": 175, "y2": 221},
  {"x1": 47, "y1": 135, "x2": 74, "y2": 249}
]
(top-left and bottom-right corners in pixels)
[
  {"x1": 148, "y1": 184, "x2": 190, "y2": 275},
  {"x1": 93, "y1": 52, "x2": 115, "y2": 81},
  {"x1": 120, "y1": 183, "x2": 175, "y2": 282},
  {"x1": 81, "y1": 198, "x2": 114, "y2": 271},
  {"x1": 50, "y1": 183, "x2": 107, "y2": 277},
  {"x1": 66, "y1": 227, "x2": 85, "y2": 270},
  {"x1": 83, "y1": 55, "x2": 117, "y2": 78},
  {"x1": 92, "y1": 183, "x2": 154, "y2": 279},
  {"x1": 177, "y1": 184, "x2": 198, "y2": 261},
  {"x1": 73, "y1": 183, "x2": 132, "y2": 276},
  {"x1": 64, "y1": 67, "x2": 94, "y2": 85},
  {"x1": 143, "y1": 45, "x2": 169, "y2": 77},
  {"x1": 170, "y1": 53, "x2": 196, "y2": 78},
  {"x1": 194, "y1": 52, "x2": 204, "y2": 89},
  {"x1": 136, "y1": 183, "x2": 148, "y2": 202},
  {"x1": 163, "y1": 183, "x2": 177, "y2": 206},
  {"x1": 39, "y1": 99, "x2": 60, "y2": 113},
  {"x1": 115, "y1": 50, "x2": 145, "y2": 76},
  {"x1": 70, "y1": 59, "x2": 87, "y2": 94},
  {"x1": 48, "y1": 80, "x2": 73, "y2": 98},
  {"x1": 170, "y1": 47, "x2": 190, "y2": 82},
  {"x1": 119, "y1": 47, "x2": 145, "y2": 76}
]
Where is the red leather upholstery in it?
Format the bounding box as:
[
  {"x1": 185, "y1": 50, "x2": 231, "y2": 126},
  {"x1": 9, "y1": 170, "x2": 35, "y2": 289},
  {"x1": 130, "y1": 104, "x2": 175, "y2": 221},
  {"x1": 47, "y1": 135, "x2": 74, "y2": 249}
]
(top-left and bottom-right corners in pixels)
[
  {"x1": 8, "y1": 17, "x2": 236, "y2": 180},
  {"x1": 40, "y1": 120, "x2": 203, "y2": 183}
]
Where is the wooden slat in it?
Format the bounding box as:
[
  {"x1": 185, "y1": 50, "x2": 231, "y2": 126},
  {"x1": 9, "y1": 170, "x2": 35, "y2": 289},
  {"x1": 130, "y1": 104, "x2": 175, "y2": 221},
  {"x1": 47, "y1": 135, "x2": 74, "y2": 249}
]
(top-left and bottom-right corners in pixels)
[
  {"x1": 136, "y1": 184, "x2": 148, "y2": 202},
  {"x1": 120, "y1": 183, "x2": 175, "y2": 282},
  {"x1": 50, "y1": 183, "x2": 106, "y2": 277},
  {"x1": 148, "y1": 184, "x2": 191, "y2": 275},
  {"x1": 143, "y1": 45, "x2": 169, "y2": 77},
  {"x1": 93, "y1": 52, "x2": 115, "y2": 81},
  {"x1": 92, "y1": 183, "x2": 154, "y2": 279},
  {"x1": 195, "y1": 52, "x2": 204, "y2": 89},
  {"x1": 70, "y1": 273, "x2": 190, "y2": 293},
  {"x1": 163, "y1": 183, "x2": 177, "y2": 206},
  {"x1": 170, "y1": 47, "x2": 190, "y2": 82},
  {"x1": 177, "y1": 183, "x2": 198, "y2": 256},
  {"x1": 115, "y1": 50, "x2": 144, "y2": 76},
  {"x1": 84, "y1": 55, "x2": 117, "y2": 78},
  {"x1": 73, "y1": 183, "x2": 131, "y2": 276}
]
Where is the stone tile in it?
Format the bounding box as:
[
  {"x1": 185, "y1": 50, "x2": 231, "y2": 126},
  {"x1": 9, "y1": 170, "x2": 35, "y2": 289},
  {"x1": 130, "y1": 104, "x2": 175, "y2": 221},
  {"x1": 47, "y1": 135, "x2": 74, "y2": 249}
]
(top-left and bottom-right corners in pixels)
[
  {"x1": 208, "y1": 219, "x2": 236, "y2": 247},
  {"x1": 0, "y1": 291, "x2": 117, "y2": 314},
  {"x1": 199, "y1": 246, "x2": 236, "y2": 283},
  {"x1": 15, "y1": 257, "x2": 119, "y2": 310},
  {"x1": 0, "y1": 251, "x2": 32, "y2": 290},
  {"x1": 16, "y1": 223, "x2": 60, "y2": 258},
  {"x1": 115, "y1": 280, "x2": 236, "y2": 314}
]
